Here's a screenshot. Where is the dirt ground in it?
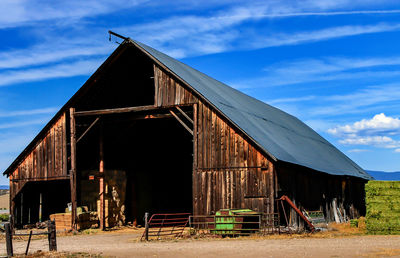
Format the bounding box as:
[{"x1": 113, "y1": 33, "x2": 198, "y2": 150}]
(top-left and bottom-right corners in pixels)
[{"x1": 2, "y1": 228, "x2": 400, "y2": 257}]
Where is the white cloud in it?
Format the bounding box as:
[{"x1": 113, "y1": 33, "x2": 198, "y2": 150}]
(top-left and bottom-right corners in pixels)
[
  {"x1": 328, "y1": 113, "x2": 400, "y2": 136},
  {"x1": 328, "y1": 114, "x2": 400, "y2": 149}
]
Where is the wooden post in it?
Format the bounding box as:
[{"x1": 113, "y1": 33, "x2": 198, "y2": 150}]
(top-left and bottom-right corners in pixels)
[
  {"x1": 25, "y1": 230, "x2": 33, "y2": 255},
  {"x1": 10, "y1": 182, "x2": 15, "y2": 230},
  {"x1": 5, "y1": 222, "x2": 13, "y2": 257},
  {"x1": 69, "y1": 107, "x2": 77, "y2": 230},
  {"x1": 20, "y1": 192, "x2": 23, "y2": 225},
  {"x1": 99, "y1": 122, "x2": 105, "y2": 230},
  {"x1": 39, "y1": 192, "x2": 42, "y2": 223},
  {"x1": 192, "y1": 104, "x2": 198, "y2": 215},
  {"x1": 47, "y1": 220, "x2": 57, "y2": 251},
  {"x1": 144, "y1": 212, "x2": 149, "y2": 241}
]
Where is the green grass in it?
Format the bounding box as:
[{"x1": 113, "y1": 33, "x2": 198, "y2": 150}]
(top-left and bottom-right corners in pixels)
[
  {"x1": 0, "y1": 213, "x2": 9, "y2": 221},
  {"x1": 366, "y1": 181, "x2": 400, "y2": 234}
]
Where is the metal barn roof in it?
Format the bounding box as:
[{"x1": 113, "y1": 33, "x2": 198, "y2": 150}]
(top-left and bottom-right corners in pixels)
[{"x1": 133, "y1": 40, "x2": 372, "y2": 180}]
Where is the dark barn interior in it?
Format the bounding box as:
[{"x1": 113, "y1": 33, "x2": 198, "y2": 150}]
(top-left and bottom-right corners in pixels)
[
  {"x1": 276, "y1": 163, "x2": 366, "y2": 228},
  {"x1": 76, "y1": 113, "x2": 194, "y2": 225},
  {"x1": 13, "y1": 180, "x2": 70, "y2": 227}
]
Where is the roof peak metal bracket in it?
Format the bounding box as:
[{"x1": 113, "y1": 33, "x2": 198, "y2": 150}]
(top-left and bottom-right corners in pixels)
[{"x1": 108, "y1": 30, "x2": 130, "y2": 44}]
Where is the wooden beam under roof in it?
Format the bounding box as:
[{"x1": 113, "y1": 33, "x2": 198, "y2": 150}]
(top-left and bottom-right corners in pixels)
[{"x1": 74, "y1": 104, "x2": 192, "y2": 117}]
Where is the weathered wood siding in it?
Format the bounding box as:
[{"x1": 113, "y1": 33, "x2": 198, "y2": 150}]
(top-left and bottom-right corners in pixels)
[
  {"x1": 194, "y1": 102, "x2": 276, "y2": 215},
  {"x1": 154, "y1": 65, "x2": 276, "y2": 215},
  {"x1": 154, "y1": 65, "x2": 197, "y2": 107},
  {"x1": 10, "y1": 113, "x2": 68, "y2": 200}
]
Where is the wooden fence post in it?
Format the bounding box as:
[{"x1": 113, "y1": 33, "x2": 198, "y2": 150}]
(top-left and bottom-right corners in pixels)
[
  {"x1": 48, "y1": 220, "x2": 57, "y2": 251},
  {"x1": 144, "y1": 212, "x2": 149, "y2": 241},
  {"x1": 5, "y1": 222, "x2": 13, "y2": 257}
]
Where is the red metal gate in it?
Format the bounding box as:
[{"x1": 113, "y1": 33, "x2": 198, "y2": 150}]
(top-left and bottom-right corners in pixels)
[{"x1": 141, "y1": 213, "x2": 190, "y2": 241}]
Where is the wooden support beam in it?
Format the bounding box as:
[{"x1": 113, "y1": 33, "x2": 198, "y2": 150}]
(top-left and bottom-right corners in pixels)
[
  {"x1": 192, "y1": 104, "x2": 198, "y2": 215},
  {"x1": 169, "y1": 110, "x2": 193, "y2": 135},
  {"x1": 176, "y1": 106, "x2": 193, "y2": 124},
  {"x1": 77, "y1": 117, "x2": 100, "y2": 143},
  {"x1": 74, "y1": 105, "x2": 158, "y2": 117},
  {"x1": 99, "y1": 122, "x2": 105, "y2": 230},
  {"x1": 74, "y1": 104, "x2": 193, "y2": 117},
  {"x1": 69, "y1": 108, "x2": 77, "y2": 231}
]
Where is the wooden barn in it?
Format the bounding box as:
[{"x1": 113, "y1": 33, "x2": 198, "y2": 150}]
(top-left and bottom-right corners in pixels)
[{"x1": 3, "y1": 36, "x2": 372, "y2": 230}]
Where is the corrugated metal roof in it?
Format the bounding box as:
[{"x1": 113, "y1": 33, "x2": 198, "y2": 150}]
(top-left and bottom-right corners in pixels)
[{"x1": 133, "y1": 40, "x2": 373, "y2": 180}]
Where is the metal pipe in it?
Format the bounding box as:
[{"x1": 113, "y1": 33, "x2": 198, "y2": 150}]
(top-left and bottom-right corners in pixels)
[{"x1": 144, "y1": 212, "x2": 149, "y2": 241}]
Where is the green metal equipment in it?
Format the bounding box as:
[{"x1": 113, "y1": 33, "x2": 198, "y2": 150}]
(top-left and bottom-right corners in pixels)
[{"x1": 211, "y1": 209, "x2": 261, "y2": 235}]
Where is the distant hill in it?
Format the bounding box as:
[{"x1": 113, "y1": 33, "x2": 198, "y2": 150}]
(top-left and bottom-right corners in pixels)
[
  {"x1": 0, "y1": 185, "x2": 9, "y2": 190},
  {"x1": 367, "y1": 171, "x2": 400, "y2": 181}
]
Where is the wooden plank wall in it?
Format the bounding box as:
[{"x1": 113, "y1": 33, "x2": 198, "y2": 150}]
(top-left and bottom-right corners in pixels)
[
  {"x1": 10, "y1": 113, "x2": 68, "y2": 200},
  {"x1": 194, "y1": 102, "x2": 276, "y2": 215},
  {"x1": 153, "y1": 65, "x2": 197, "y2": 107},
  {"x1": 153, "y1": 64, "x2": 276, "y2": 216}
]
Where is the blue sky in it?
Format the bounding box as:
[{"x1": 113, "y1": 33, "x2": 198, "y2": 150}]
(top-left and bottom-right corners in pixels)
[{"x1": 1, "y1": 0, "x2": 400, "y2": 184}]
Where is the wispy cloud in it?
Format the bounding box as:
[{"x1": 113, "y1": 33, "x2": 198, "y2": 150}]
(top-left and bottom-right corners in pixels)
[
  {"x1": 313, "y1": 85, "x2": 400, "y2": 116},
  {"x1": 266, "y1": 96, "x2": 316, "y2": 105},
  {"x1": 233, "y1": 55, "x2": 400, "y2": 90},
  {"x1": 116, "y1": 1, "x2": 400, "y2": 58},
  {"x1": 251, "y1": 23, "x2": 400, "y2": 49},
  {"x1": 0, "y1": 0, "x2": 149, "y2": 29},
  {"x1": 250, "y1": 9, "x2": 400, "y2": 18},
  {"x1": 0, "y1": 107, "x2": 58, "y2": 118},
  {"x1": 339, "y1": 135, "x2": 400, "y2": 148},
  {"x1": 0, "y1": 118, "x2": 49, "y2": 130},
  {"x1": 348, "y1": 148, "x2": 370, "y2": 153},
  {"x1": 0, "y1": 58, "x2": 102, "y2": 87},
  {"x1": 0, "y1": 44, "x2": 111, "y2": 70}
]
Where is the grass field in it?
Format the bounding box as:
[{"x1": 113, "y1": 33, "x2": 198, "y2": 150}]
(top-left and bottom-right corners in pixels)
[{"x1": 366, "y1": 181, "x2": 400, "y2": 234}]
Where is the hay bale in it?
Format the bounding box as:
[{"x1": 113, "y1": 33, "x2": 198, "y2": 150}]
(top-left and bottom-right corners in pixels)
[{"x1": 366, "y1": 181, "x2": 400, "y2": 234}]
